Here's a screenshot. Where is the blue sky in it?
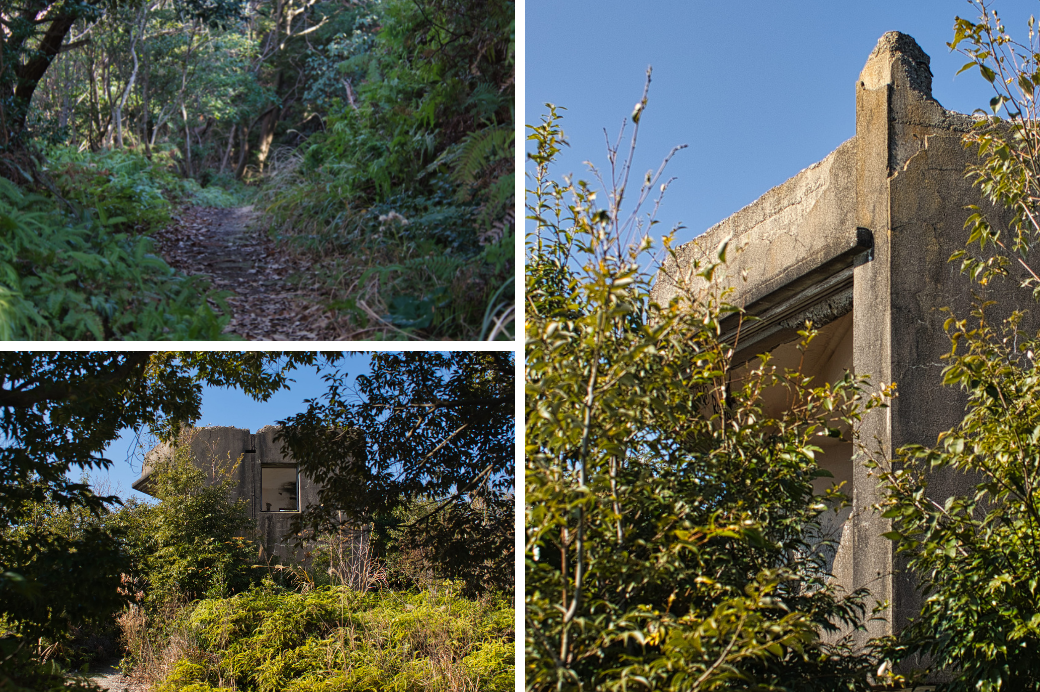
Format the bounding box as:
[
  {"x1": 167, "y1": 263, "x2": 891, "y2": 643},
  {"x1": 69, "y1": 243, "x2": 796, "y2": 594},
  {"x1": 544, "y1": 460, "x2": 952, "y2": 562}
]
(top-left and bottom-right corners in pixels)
[
  {"x1": 525, "y1": 0, "x2": 1035, "y2": 249},
  {"x1": 94, "y1": 354, "x2": 372, "y2": 504}
]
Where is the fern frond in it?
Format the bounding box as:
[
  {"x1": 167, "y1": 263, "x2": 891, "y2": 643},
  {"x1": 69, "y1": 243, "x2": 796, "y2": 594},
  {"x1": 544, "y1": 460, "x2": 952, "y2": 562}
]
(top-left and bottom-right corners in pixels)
[{"x1": 452, "y1": 125, "x2": 513, "y2": 185}]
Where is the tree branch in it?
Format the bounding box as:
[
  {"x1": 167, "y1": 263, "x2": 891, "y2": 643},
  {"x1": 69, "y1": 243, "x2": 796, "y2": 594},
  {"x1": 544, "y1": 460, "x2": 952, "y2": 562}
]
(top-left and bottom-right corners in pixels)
[
  {"x1": 0, "y1": 353, "x2": 152, "y2": 409},
  {"x1": 368, "y1": 396, "x2": 510, "y2": 410},
  {"x1": 14, "y1": 13, "x2": 77, "y2": 108}
]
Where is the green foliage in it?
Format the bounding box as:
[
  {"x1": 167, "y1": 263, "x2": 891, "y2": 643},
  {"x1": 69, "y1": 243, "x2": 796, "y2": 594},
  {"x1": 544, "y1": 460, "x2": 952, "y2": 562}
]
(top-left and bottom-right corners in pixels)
[
  {"x1": 0, "y1": 176, "x2": 230, "y2": 339},
  {"x1": 47, "y1": 145, "x2": 245, "y2": 218},
  {"x1": 116, "y1": 441, "x2": 264, "y2": 606},
  {"x1": 872, "y1": 304, "x2": 1040, "y2": 690},
  {"x1": 258, "y1": 0, "x2": 514, "y2": 340},
  {"x1": 1, "y1": 353, "x2": 515, "y2": 688},
  {"x1": 869, "y1": 5, "x2": 1040, "y2": 689},
  {"x1": 275, "y1": 351, "x2": 514, "y2": 598},
  {"x1": 185, "y1": 178, "x2": 247, "y2": 208},
  {"x1": 277, "y1": 351, "x2": 514, "y2": 529},
  {"x1": 525, "y1": 102, "x2": 878, "y2": 690},
  {"x1": 47, "y1": 146, "x2": 176, "y2": 232},
  {"x1": 6, "y1": 0, "x2": 513, "y2": 339},
  {"x1": 0, "y1": 490, "x2": 129, "y2": 665},
  {"x1": 947, "y1": 2, "x2": 1040, "y2": 299},
  {"x1": 150, "y1": 583, "x2": 514, "y2": 692},
  {"x1": 0, "y1": 352, "x2": 338, "y2": 659},
  {"x1": 381, "y1": 494, "x2": 515, "y2": 597}
]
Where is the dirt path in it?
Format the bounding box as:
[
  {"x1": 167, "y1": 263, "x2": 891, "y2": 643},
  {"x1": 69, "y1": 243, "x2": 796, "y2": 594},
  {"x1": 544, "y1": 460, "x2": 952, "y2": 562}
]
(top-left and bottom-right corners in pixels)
[
  {"x1": 81, "y1": 662, "x2": 148, "y2": 691},
  {"x1": 153, "y1": 206, "x2": 354, "y2": 340}
]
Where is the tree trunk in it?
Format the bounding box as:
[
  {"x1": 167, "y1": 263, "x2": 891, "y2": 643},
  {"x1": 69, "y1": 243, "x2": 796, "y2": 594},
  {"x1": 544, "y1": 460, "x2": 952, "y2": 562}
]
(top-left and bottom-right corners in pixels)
[
  {"x1": 113, "y1": 8, "x2": 145, "y2": 149},
  {"x1": 181, "y1": 102, "x2": 192, "y2": 177},
  {"x1": 9, "y1": 13, "x2": 77, "y2": 135},
  {"x1": 141, "y1": 47, "x2": 151, "y2": 157},
  {"x1": 89, "y1": 51, "x2": 102, "y2": 149},
  {"x1": 102, "y1": 53, "x2": 115, "y2": 147},
  {"x1": 0, "y1": 6, "x2": 83, "y2": 178},
  {"x1": 234, "y1": 123, "x2": 251, "y2": 180},
  {"x1": 60, "y1": 54, "x2": 70, "y2": 131},
  {"x1": 255, "y1": 72, "x2": 284, "y2": 173},
  {"x1": 256, "y1": 110, "x2": 278, "y2": 173},
  {"x1": 177, "y1": 21, "x2": 198, "y2": 176},
  {"x1": 220, "y1": 124, "x2": 236, "y2": 175}
]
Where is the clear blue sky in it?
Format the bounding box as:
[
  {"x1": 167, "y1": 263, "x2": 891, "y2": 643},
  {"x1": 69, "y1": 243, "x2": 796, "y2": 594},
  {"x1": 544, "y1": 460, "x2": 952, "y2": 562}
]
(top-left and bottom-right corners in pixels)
[
  {"x1": 94, "y1": 354, "x2": 372, "y2": 504},
  {"x1": 525, "y1": 0, "x2": 1034, "y2": 249}
]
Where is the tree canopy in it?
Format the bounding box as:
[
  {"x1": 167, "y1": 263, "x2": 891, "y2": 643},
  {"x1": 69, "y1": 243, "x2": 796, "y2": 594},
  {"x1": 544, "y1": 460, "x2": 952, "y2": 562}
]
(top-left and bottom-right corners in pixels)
[
  {"x1": 0, "y1": 0, "x2": 513, "y2": 340},
  {"x1": 278, "y1": 351, "x2": 515, "y2": 527},
  {"x1": 0, "y1": 350, "x2": 514, "y2": 678}
]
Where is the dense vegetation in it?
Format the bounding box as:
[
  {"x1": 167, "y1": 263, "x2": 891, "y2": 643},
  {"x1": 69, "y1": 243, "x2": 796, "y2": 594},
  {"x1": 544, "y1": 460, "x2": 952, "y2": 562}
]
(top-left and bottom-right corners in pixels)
[
  {"x1": 526, "y1": 98, "x2": 881, "y2": 692},
  {"x1": 278, "y1": 350, "x2": 515, "y2": 587},
  {"x1": 0, "y1": 0, "x2": 514, "y2": 339},
  {"x1": 146, "y1": 585, "x2": 513, "y2": 692},
  {"x1": 0, "y1": 352, "x2": 515, "y2": 690},
  {"x1": 3, "y1": 440, "x2": 513, "y2": 691},
  {"x1": 524, "y1": 3, "x2": 1040, "y2": 689}
]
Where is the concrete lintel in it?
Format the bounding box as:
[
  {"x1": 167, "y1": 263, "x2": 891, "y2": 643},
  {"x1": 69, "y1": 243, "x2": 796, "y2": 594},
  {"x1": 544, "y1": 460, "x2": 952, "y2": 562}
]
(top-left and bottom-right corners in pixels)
[{"x1": 723, "y1": 227, "x2": 872, "y2": 361}]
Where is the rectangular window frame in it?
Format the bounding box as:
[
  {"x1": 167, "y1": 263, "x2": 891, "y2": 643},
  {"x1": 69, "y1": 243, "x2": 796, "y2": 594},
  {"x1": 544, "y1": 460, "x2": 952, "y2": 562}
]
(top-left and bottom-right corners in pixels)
[{"x1": 260, "y1": 464, "x2": 300, "y2": 513}]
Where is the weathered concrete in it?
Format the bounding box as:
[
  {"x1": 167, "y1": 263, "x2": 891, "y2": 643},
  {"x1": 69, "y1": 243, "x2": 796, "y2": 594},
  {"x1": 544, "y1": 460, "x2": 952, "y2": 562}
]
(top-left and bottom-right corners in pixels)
[
  {"x1": 654, "y1": 32, "x2": 1028, "y2": 646},
  {"x1": 133, "y1": 425, "x2": 323, "y2": 563}
]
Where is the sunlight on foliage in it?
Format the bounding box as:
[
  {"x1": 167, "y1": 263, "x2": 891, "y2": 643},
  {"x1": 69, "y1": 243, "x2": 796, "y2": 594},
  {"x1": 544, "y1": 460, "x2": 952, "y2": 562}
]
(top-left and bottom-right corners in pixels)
[
  {"x1": 141, "y1": 583, "x2": 514, "y2": 692},
  {"x1": 0, "y1": 177, "x2": 229, "y2": 340},
  {"x1": 526, "y1": 89, "x2": 884, "y2": 691}
]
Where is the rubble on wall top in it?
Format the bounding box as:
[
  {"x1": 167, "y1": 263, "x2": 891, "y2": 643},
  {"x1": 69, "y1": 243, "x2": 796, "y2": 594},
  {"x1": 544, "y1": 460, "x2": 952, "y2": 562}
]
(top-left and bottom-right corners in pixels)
[{"x1": 866, "y1": 31, "x2": 934, "y2": 99}]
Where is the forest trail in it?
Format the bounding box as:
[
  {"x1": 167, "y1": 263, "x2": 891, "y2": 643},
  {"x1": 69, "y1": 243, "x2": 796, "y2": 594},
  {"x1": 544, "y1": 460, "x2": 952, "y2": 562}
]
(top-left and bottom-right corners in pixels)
[
  {"x1": 154, "y1": 206, "x2": 351, "y2": 340},
  {"x1": 82, "y1": 662, "x2": 146, "y2": 691}
]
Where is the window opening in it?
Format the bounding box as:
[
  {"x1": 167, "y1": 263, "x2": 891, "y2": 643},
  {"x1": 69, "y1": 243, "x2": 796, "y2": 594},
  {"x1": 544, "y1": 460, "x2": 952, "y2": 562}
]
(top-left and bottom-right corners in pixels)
[{"x1": 261, "y1": 466, "x2": 299, "y2": 512}]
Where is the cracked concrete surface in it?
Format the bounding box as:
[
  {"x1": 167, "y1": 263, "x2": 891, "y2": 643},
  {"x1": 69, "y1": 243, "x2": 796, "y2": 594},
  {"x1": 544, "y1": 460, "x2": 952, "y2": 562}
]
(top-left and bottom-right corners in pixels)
[{"x1": 652, "y1": 31, "x2": 1038, "y2": 649}]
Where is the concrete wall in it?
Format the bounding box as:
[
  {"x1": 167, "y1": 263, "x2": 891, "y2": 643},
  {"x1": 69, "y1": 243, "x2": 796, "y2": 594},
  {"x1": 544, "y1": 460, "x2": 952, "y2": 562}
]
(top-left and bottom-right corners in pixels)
[
  {"x1": 654, "y1": 31, "x2": 1033, "y2": 645},
  {"x1": 135, "y1": 425, "x2": 323, "y2": 563}
]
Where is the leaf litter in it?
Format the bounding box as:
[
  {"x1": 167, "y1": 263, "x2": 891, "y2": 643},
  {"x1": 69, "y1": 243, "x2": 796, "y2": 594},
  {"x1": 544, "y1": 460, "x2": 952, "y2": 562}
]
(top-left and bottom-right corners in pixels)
[{"x1": 153, "y1": 206, "x2": 356, "y2": 340}]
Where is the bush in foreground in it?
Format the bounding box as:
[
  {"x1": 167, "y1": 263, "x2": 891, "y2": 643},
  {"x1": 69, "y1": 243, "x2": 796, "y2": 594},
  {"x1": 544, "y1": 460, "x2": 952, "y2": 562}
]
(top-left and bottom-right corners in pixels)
[
  {"x1": 128, "y1": 581, "x2": 513, "y2": 692},
  {"x1": 525, "y1": 94, "x2": 880, "y2": 690},
  {"x1": 0, "y1": 177, "x2": 229, "y2": 339}
]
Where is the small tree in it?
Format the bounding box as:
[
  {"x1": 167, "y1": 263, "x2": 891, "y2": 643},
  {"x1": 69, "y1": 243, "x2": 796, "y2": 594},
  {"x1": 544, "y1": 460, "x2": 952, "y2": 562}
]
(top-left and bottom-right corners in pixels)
[
  {"x1": 525, "y1": 80, "x2": 881, "y2": 691},
  {"x1": 127, "y1": 436, "x2": 262, "y2": 605}
]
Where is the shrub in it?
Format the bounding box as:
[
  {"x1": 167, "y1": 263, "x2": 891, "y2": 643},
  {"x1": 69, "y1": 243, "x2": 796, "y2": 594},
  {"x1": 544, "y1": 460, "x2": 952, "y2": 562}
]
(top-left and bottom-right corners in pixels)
[
  {"x1": 145, "y1": 583, "x2": 514, "y2": 692},
  {"x1": 525, "y1": 99, "x2": 879, "y2": 690},
  {"x1": 112, "y1": 439, "x2": 265, "y2": 607},
  {"x1": 0, "y1": 177, "x2": 230, "y2": 339},
  {"x1": 46, "y1": 146, "x2": 176, "y2": 233},
  {"x1": 0, "y1": 478, "x2": 129, "y2": 689}
]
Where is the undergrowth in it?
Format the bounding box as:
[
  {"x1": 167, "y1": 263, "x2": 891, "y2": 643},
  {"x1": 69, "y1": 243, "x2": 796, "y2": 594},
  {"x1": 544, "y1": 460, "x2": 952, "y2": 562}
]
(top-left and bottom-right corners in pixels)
[
  {"x1": 0, "y1": 176, "x2": 230, "y2": 339},
  {"x1": 122, "y1": 581, "x2": 514, "y2": 692},
  {"x1": 259, "y1": 160, "x2": 513, "y2": 341},
  {"x1": 255, "y1": 0, "x2": 514, "y2": 341},
  {"x1": 47, "y1": 146, "x2": 247, "y2": 230}
]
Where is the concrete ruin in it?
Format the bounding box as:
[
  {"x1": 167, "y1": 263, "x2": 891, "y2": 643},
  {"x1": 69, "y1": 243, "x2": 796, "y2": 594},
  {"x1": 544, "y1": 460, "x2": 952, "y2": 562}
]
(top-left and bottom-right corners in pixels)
[
  {"x1": 132, "y1": 425, "x2": 322, "y2": 562},
  {"x1": 653, "y1": 32, "x2": 1027, "y2": 645}
]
